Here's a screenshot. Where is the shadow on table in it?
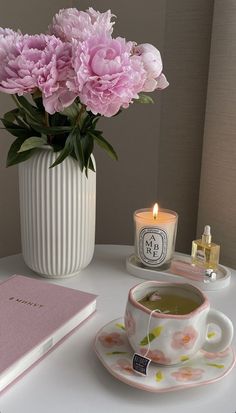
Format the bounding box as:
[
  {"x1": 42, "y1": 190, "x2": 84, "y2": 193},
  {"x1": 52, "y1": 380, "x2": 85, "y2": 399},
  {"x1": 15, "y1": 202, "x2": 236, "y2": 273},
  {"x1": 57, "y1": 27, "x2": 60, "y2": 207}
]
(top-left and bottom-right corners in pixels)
[{"x1": 92, "y1": 246, "x2": 134, "y2": 278}]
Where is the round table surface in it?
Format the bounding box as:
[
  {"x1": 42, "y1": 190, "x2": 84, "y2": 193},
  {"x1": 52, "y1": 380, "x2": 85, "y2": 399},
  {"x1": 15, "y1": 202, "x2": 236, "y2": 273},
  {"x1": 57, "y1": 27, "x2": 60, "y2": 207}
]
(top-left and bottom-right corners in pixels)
[{"x1": 0, "y1": 245, "x2": 235, "y2": 413}]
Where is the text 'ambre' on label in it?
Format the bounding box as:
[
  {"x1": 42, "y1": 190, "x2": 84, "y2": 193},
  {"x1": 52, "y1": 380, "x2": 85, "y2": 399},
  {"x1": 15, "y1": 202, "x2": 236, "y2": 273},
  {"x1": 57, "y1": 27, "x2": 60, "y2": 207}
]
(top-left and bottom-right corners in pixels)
[{"x1": 139, "y1": 227, "x2": 168, "y2": 265}]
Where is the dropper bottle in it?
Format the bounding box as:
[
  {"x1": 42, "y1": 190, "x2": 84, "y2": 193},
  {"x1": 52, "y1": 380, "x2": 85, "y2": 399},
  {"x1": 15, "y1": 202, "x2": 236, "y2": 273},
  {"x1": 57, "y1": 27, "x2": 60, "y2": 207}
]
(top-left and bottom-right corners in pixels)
[{"x1": 191, "y1": 225, "x2": 220, "y2": 270}]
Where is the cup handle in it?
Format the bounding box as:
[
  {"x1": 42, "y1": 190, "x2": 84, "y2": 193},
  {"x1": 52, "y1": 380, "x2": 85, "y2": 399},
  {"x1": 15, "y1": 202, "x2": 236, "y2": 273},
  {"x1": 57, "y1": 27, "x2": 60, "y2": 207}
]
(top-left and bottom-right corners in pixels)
[{"x1": 202, "y1": 308, "x2": 234, "y2": 353}]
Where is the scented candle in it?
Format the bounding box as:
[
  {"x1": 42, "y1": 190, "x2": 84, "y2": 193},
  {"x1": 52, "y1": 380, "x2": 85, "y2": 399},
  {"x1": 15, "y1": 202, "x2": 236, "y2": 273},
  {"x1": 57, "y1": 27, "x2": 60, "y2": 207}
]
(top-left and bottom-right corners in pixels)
[{"x1": 134, "y1": 204, "x2": 178, "y2": 270}]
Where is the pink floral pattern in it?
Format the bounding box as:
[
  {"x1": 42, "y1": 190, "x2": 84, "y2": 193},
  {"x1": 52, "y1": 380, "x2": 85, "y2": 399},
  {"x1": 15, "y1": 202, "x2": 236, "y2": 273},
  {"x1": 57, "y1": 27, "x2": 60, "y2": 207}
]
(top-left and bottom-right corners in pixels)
[
  {"x1": 124, "y1": 310, "x2": 136, "y2": 336},
  {"x1": 140, "y1": 348, "x2": 171, "y2": 365},
  {"x1": 99, "y1": 332, "x2": 124, "y2": 348},
  {"x1": 203, "y1": 349, "x2": 230, "y2": 360},
  {"x1": 171, "y1": 367, "x2": 205, "y2": 382},
  {"x1": 171, "y1": 326, "x2": 198, "y2": 350},
  {"x1": 111, "y1": 358, "x2": 134, "y2": 375},
  {"x1": 95, "y1": 318, "x2": 235, "y2": 392}
]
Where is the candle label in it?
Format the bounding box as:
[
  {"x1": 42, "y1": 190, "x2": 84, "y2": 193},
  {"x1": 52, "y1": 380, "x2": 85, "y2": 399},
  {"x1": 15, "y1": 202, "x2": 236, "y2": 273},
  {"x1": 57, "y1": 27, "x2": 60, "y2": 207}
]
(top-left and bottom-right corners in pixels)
[{"x1": 139, "y1": 227, "x2": 168, "y2": 266}]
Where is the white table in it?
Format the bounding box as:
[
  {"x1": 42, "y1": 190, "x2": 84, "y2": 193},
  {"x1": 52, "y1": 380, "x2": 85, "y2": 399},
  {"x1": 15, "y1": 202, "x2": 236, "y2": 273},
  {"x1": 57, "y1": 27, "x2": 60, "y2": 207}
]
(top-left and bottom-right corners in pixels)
[{"x1": 0, "y1": 245, "x2": 236, "y2": 413}]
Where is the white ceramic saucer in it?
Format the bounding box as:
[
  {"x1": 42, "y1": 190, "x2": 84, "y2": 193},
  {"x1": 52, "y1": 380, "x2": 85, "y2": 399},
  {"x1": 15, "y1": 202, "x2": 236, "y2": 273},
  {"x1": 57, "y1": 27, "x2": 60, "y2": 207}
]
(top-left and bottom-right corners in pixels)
[{"x1": 94, "y1": 317, "x2": 235, "y2": 393}]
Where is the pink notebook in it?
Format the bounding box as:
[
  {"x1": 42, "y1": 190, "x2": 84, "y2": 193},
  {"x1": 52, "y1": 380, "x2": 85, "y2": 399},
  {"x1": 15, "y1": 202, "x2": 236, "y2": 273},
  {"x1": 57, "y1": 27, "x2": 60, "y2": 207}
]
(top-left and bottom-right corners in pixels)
[{"x1": 0, "y1": 275, "x2": 97, "y2": 392}]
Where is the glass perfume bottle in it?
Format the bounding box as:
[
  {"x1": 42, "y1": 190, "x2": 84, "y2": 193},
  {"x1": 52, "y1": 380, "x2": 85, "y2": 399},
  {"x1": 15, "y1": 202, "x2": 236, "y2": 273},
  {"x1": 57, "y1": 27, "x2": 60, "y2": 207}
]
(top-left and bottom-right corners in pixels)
[{"x1": 191, "y1": 225, "x2": 220, "y2": 270}]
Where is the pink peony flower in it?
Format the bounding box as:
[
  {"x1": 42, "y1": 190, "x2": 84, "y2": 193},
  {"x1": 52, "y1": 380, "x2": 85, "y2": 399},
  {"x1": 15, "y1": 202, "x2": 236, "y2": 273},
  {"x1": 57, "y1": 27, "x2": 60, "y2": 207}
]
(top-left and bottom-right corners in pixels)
[
  {"x1": 0, "y1": 29, "x2": 23, "y2": 91},
  {"x1": 49, "y1": 7, "x2": 115, "y2": 42},
  {"x1": 140, "y1": 348, "x2": 171, "y2": 364},
  {"x1": 98, "y1": 332, "x2": 124, "y2": 348},
  {"x1": 124, "y1": 310, "x2": 136, "y2": 336},
  {"x1": 43, "y1": 87, "x2": 76, "y2": 115},
  {"x1": 171, "y1": 367, "x2": 205, "y2": 382},
  {"x1": 112, "y1": 358, "x2": 134, "y2": 375},
  {"x1": 0, "y1": 32, "x2": 36, "y2": 95},
  {"x1": 134, "y1": 43, "x2": 169, "y2": 92},
  {"x1": 68, "y1": 34, "x2": 146, "y2": 117},
  {"x1": 0, "y1": 33, "x2": 76, "y2": 114},
  {"x1": 171, "y1": 326, "x2": 198, "y2": 350},
  {"x1": 0, "y1": 28, "x2": 21, "y2": 38}
]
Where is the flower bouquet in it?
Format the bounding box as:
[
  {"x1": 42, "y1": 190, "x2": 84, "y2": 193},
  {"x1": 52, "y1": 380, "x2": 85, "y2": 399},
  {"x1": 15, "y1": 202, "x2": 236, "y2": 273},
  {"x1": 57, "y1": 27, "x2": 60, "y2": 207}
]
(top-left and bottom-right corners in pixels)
[
  {"x1": 0, "y1": 7, "x2": 168, "y2": 173},
  {"x1": 0, "y1": 7, "x2": 168, "y2": 278}
]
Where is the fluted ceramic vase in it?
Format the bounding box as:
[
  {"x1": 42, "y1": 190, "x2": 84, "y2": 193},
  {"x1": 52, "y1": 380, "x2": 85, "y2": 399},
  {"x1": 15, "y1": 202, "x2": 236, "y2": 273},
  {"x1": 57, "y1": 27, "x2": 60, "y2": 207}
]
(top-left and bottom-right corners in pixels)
[{"x1": 18, "y1": 147, "x2": 96, "y2": 278}]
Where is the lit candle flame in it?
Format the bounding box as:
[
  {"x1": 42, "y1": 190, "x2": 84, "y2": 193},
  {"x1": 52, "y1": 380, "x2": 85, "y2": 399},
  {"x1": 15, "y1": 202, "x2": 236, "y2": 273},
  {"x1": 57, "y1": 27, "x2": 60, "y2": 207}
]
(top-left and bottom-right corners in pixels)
[{"x1": 153, "y1": 203, "x2": 158, "y2": 219}]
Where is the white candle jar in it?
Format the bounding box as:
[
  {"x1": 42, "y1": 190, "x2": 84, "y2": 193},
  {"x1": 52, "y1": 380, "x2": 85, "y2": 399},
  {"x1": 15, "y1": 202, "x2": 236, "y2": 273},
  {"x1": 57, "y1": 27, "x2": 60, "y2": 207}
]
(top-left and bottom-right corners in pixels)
[{"x1": 134, "y1": 208, "x2": 178, "y2": 270}]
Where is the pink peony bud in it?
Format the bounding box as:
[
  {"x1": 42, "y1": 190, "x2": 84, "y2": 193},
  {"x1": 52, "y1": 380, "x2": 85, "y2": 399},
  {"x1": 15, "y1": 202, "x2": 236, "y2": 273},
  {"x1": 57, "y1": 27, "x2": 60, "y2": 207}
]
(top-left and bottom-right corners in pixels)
[{"x1": 135, "y1": 43, "x2": 169, "y2": 92}]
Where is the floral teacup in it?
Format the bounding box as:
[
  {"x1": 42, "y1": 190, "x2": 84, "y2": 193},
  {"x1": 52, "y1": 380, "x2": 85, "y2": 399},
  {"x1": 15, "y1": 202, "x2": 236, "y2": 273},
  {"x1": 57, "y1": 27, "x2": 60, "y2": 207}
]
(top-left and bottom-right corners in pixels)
[{"x1": 124, "y1": 281, "x2": 234, "y2": 365}]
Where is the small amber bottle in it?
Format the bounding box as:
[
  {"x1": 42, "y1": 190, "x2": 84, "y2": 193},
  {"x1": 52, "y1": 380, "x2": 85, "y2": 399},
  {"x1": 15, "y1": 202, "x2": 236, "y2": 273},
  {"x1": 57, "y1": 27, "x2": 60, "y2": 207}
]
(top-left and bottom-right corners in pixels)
[{"x1": 191, "y1": 225, "x2": 220, "y2": 270}]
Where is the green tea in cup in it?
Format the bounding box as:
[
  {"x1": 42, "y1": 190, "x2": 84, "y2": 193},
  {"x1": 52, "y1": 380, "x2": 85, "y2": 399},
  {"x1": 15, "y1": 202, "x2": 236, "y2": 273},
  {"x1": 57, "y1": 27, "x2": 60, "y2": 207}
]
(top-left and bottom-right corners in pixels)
[{"x1": 138, "y1": 289, "x2": 202, "y2": 315}]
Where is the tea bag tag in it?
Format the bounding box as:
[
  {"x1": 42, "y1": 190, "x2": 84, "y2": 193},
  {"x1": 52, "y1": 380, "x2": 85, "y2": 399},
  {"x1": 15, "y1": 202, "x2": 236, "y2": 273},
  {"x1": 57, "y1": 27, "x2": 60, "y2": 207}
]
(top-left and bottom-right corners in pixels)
[{"x1": 132, "y1": 353, "x2": 151, "y2": 376}]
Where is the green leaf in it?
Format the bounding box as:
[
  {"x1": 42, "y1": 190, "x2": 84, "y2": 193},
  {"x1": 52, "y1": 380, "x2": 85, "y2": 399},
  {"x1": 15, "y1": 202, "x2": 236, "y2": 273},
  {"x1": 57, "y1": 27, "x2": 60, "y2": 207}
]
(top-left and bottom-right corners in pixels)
[
  {"x1": 60, "y1": 102, "x2": 80, "y2": 122},
  {"x1": 206, "y1": 363, "x2": 224, "y2": 369},
  {"x1": 81, "y1": 134, "x2": 94, "y2": 175},
  {"x1": 50, "y1": 112, "x2": 68, "y2": 127},
  {"x1": 106, "y1": 351, "x2": 129, "y2": 356},
  {"x1": 90, "y1": 132, "x2": 118, "y2": 161},
  {"x1": 115, "y1": 323, "x2": 126, "y2": 330},
  {"x1": 15, "y1": 116, "x2": 29, "y2": 129},
  {"x1": 140, "y1": 333, "x2": 155, "y2": 346},
  {"x1": 135, "y1": 93, "x2": 154, "y2": 104},
  {"x1": 92, "y1": 114, "x2": 100, "y2": 122},
  {"x1": 88, "y1": 156, "x2": 96, "y2": 172},
  {"x1": 155, "y1": 370, "x2": 164, "y2": 382},
  {"x1": 18, "y1": 137, "x2": 46, "y2": 153},
  {"x1": 80, "y1": 113, "x2": 94, "y2": 134},
  {"x1": 207, "y1": 331, "x2": 216, "y2": 339},
  {"x1": 151, "y1": 326, "x2": 164, "y2": 337},
  {"x1": 27, "y1": 122, "x2": 72, "y2": 136},
  {"x1": 6, "y1": 137, "x2": 38, "y2": 167},
  {"x1": 73, "y1": 130, "x2": 84, "y2": 170},
  {"x1": 50, "y1": 146, "x2": 71, "y2": 168},
  {"x1": 140, "y1": 325, "x2": 163, "y2": 346},
  {"x1": 50, "y1": 129, "x2": 75, "y2": 168},
  {"x1": 13, "y1": 95, "x2": 43, "y2": 123},
  {"x1": 4, "y1": 109, "x2": 30, "y2": 129},
  {"x1": 4, "y1": 109, "x2": 19, "y2": 123},
  {"x1": 0, "y1": 118, "x2": 33, "y2": 139},
  {"x1": 180, "y1": 355, "x2": 190, "y2": 362},
  {"x1": 32, "y1": 95, "x2": 44, "y2": 112}
]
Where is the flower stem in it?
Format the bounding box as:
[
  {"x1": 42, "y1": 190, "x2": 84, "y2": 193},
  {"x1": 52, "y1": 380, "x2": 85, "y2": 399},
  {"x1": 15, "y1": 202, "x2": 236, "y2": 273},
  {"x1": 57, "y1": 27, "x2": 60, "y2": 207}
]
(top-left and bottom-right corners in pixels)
[
  {"x1": 45, "y1": 111, "x2": 52, "y2": 145},
  {"x1": 76, "y1": 104, "x2": 86, "y2": 128}
]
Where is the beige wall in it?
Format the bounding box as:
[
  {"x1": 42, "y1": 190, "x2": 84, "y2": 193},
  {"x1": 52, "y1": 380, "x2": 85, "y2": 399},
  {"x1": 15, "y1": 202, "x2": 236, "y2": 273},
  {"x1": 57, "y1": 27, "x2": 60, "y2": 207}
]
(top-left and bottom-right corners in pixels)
[
  {"x1": 197, "y1": 0, "x2": 236, "y2": 267},
  {"x1": 0, "y1": 0, "x2": 213, "y2": 258},
  {"x1": 158, "y1": 0, "x2": 213, "y2": 254}
]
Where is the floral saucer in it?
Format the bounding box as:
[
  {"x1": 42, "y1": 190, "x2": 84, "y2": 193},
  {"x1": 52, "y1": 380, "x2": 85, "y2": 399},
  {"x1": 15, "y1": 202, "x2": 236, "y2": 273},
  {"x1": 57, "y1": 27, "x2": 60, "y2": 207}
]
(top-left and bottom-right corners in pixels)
[{"x1": 94, "y1": 317, "x2": 235, "y2": 393}]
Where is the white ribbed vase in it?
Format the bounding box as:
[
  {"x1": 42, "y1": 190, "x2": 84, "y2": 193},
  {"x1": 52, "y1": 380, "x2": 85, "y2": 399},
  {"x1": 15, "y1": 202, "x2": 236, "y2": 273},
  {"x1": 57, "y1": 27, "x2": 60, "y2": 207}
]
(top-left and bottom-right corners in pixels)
[{"x1": 18, "y1": 147, "x2": 96, "y2": 278}]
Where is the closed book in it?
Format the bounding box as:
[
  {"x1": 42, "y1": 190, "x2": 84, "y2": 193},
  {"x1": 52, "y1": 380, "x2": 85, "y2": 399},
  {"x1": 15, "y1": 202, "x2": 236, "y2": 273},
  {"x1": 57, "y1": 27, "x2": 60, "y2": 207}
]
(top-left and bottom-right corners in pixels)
[{"x1": 0, "y1": 275, "x2": 97, "y2": 392}]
